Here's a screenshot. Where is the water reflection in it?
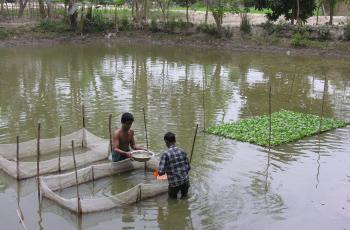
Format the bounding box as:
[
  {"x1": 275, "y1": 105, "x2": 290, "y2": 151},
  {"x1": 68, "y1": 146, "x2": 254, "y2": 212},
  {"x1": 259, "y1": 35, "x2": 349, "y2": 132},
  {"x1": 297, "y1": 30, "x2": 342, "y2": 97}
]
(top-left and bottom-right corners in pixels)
[{"x1": 1, "y1": 43, "x2": 350, "y2": 229}]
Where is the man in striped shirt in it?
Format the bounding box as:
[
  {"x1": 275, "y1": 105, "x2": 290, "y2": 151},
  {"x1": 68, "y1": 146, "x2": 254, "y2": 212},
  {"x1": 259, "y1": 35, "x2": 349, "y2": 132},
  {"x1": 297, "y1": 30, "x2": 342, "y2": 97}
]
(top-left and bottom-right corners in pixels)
[{"x1": 158, "y1": 132, "x2": 191, "y2": 199}]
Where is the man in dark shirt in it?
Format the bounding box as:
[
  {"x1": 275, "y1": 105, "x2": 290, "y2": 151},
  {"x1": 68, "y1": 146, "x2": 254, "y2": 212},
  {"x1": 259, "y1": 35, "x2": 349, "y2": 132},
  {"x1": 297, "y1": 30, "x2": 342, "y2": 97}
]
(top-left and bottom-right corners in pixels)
[{"x1": 158, "y1": 132, "x2": 191, "y2": 198}]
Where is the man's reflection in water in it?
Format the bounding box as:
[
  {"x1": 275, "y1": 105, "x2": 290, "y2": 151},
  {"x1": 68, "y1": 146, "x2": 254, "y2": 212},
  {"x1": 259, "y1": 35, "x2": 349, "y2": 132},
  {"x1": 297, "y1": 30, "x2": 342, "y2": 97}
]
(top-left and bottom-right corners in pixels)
[{"x1": 158, "y1": 198, "x2": 194, "y2": 230}]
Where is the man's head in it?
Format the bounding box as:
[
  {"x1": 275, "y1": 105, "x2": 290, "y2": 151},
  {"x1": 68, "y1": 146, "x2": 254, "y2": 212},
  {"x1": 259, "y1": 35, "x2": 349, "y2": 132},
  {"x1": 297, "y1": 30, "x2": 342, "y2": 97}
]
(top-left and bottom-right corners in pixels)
[
  {"x1": 121, "y1": 112, "x2": 134, "y2": 130},
  {"x1": 164, "y1": 132, "x2": 176, "y2": 147}
]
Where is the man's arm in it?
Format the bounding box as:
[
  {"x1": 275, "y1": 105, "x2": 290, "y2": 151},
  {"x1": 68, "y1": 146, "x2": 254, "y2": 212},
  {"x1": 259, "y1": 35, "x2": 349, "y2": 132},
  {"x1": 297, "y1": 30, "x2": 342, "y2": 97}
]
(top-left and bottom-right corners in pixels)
[
  {"x1": 130, "y1": 130, "x2": 147, "y2": 151},
  {"x1": 158, "y1": 153, "x2": 167, "y2": 176},
  {"x1": 112, "y1": 130, "x2": 132, "y2": 158}
]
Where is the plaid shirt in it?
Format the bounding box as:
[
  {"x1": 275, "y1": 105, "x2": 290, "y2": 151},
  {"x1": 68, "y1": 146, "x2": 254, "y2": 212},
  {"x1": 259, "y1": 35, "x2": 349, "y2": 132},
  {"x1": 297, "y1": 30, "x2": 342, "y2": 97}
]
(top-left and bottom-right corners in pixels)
[{"x1": 158, "y1": 145, "x2": 191, "y2": 187}]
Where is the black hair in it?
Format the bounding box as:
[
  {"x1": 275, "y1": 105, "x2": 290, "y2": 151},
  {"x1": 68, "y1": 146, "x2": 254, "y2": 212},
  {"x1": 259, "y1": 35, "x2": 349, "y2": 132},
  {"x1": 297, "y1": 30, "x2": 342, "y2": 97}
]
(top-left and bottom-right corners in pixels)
[
  {"x1": 121, "y1": 112, "x2": 134, "y2": 123},
  {"x1": 164, "y1": 132, "x2": 176, "y2": 143}
]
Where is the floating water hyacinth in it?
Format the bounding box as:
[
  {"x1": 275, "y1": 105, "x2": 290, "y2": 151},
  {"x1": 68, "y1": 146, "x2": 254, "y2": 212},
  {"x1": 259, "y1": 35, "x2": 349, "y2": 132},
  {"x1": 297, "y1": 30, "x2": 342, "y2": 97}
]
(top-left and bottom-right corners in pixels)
[{"x1": 207, "y1": 110, "x2": 348, "y2": 147}]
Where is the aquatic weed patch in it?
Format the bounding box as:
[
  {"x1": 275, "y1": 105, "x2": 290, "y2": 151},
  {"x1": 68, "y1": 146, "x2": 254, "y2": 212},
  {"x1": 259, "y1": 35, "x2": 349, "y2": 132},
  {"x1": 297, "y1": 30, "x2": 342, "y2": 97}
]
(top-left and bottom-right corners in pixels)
[{"x1": 207, "y1": 110, "x2": 348, "y2": 147}]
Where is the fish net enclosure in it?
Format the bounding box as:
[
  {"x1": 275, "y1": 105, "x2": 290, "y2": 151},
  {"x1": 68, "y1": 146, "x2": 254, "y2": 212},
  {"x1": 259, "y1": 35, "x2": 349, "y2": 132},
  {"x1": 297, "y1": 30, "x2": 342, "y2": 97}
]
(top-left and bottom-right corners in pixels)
[
  {"x1": 0, "y1": 129, "x2": 110, "y2": 179},
  {"x1": 39, "y1": 158, "x2": 168, "y2": 213}
]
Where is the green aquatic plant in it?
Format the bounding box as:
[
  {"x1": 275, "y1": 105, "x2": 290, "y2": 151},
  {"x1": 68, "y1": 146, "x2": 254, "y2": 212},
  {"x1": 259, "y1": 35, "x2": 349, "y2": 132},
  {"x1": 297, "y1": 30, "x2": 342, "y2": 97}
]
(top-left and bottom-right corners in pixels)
[{"x1": 207, "y1": 110, "x2": 348, "y2": 147}]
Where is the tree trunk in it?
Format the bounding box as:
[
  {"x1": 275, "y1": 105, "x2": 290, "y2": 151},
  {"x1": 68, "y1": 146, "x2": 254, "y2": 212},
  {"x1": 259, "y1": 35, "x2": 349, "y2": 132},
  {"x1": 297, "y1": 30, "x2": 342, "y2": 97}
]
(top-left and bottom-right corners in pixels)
[
  {"x1": 186, "y1": 2, "x2": 189, "y2": 23},
  {"x1": 316, "y1": 4, "x2": 320, "y2": 25},
  {"x1": 329, "y1": 1, "x2": 334, "y2": 25},
  {"x1": 0, "y1": 0, "x2": 4, "y2": 16},
  {"x1": 296, "y1": 0, "x2": 300, "y2": 24},
  {"x1": 18, "y1": 0, "x2": 29, "y2": 17},
  {"x1": 47, "y1": 3, "x2": 52, "y2": 19},
  {"x1": 213, "y1": 13, "x2": 222, "y2": 36},
  {"x1": 115, "y1": 4, "x2": 119, "y2": 32},
  {"x1": 205, "y1": 3, "x2": 208, "y2": 24},
  {"x1": 38, "y1": 0, "x2": 46, "y2": 19},
  {"x1": 69, "y1": 0, "x2": 77, "y2": 29},
  {"x1": 143, "y1": 0, "x2": 148, "y2": 24}
]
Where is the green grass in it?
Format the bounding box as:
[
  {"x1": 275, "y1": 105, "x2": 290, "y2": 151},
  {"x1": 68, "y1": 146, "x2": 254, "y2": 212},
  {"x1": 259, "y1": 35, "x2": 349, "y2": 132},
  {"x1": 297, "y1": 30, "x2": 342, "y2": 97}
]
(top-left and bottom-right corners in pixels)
[
  {"x1": 207, "y1": 110, "x2": 348, "y2": 147},
  {"x1": 0, "y1": 27, "x2": 10, "y2": 39},
  {"x1": 169, "y1": 4, "x2": 271, "y2": 14}
]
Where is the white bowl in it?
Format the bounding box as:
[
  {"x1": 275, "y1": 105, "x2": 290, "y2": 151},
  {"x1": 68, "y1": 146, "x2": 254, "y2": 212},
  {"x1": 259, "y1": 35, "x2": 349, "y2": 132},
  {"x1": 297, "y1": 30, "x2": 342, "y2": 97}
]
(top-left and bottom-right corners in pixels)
[{"x1": 131, "y1": 150, "x2": 155, "y2": 162}]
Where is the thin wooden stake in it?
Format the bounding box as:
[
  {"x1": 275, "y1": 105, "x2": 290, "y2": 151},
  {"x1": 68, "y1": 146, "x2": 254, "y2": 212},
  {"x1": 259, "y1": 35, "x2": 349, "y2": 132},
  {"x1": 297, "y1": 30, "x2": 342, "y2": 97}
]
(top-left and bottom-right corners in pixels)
[
  {"x1": 109, "y1": 114, "x2": 113, "y2": 153},
  {"x1": 268, "y1": 85, "x2": 272, "y2": 150},
  {"x1": 37, "y1": 123, "x2": 41, "y2": 198},
  {"x1": 142, "y1": 107, "x2": 149, "y2": 150},
  {"x1": 82, "y1": 104, "x2": 85, "y2": 128},
  {"x1": 319, "y1": 76, "x2": 327, "y2": 134},
  {"x1": 58, "y1": 126, "x2": 62, "y2": 173},
  {"x1": 72, "y1": 140, "x2": 82, "y2": 214},
  {"x1": 142, "y1": 108, "x2": 149, "y2": 171},
  {"x1": 16, "y1": 136, "x2": 19, "y2": 180},
  {"x1": 202, "y1": 74, "x2": 206, "y2": 131},
  {"x1": 82, "y1": 104, "x2": 85, "y2": 149},
  {"x1": 189, "y1": 124, "x2": 199, "y2": 164}
]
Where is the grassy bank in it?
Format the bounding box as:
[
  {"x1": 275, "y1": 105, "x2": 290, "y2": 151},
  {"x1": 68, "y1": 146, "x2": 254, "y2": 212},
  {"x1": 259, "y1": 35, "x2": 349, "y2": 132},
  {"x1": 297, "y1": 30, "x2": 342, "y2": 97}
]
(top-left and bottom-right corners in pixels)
[{"x1": 1, "y1": 18, "x2": 350, "y2": 58}]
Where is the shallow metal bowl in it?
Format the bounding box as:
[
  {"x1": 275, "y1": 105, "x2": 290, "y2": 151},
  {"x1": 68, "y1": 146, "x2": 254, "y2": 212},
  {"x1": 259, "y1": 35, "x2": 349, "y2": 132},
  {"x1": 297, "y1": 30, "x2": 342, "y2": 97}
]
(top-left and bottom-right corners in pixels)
[{"x1": 131, "y1": 150, "x2": 155, "y2": 162}]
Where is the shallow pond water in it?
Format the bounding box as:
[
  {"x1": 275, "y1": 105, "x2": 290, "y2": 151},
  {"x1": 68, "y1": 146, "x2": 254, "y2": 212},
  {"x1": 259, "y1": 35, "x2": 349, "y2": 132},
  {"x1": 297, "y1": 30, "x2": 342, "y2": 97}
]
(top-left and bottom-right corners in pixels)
[{"x1": 0, "y1": 42, "x2": 350, "y2": 229}]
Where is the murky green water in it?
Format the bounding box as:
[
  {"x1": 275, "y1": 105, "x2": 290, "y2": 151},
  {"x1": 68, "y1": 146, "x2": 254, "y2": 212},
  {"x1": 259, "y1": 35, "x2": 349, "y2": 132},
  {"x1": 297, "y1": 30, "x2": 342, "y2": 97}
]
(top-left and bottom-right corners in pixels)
[{"x1": 0, "y1": 42, "x2": 350, "y2": 230}]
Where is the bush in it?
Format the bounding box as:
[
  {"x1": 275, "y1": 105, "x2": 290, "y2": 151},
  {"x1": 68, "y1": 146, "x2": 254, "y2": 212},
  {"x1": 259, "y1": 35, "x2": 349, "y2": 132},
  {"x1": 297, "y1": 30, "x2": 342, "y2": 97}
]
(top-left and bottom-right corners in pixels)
[
  {"x1": 344, "y1": 23, "x2": 350, "y2": 41},
  {"x1": 84, "y1": 12, "x2": 114, "y2": 33},
  {"x1": 149, "y1": 18, "x2": 160, "y2": 33},
  {"x1": 316, "y1": 25, "x2": 330, "y2": 41},
  {"x1": 291, "y1": 32, "x2": 310, "y2": 47},
  {"x1": 164, "y1": 17, "x2": 177, "y2": 32},
  {"x1": 240, "y1": 13, "x2": 251, "y2": 34},
  {"x1": 196, "y1": 23, "x2": 217, "y2": 36},
  {"x1": 223, "y1": 26, "x2": 233, "y2": 38},
  {"x1": 0, "y1": 27, "x2": 9, "y2": 39},
  {"x1": 261, "y1": 20, "x2": 275, "y2": 35},
  {"x1": 36, "y1": 20, "x2": 70, "y2": 33},
  {"x1": 119, "y1": 16, "x2": 130, "y2": 31}
]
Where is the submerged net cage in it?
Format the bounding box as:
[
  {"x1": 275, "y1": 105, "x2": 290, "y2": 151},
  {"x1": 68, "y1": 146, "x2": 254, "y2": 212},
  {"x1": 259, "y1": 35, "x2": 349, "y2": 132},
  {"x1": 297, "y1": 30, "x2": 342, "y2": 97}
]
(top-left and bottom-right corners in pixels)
[
  {"x1": 39, "y1": 158, "x2": 168, "y2": 213},
  {"x1": 0, "y1": 129, "x2": 110, "y2": 179}
]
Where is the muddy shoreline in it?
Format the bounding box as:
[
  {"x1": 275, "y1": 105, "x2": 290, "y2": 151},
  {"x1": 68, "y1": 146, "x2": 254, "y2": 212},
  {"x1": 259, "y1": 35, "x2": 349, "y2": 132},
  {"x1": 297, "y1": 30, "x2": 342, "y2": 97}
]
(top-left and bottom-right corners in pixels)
[{"x1": 1, "y1": 30, "x2": 350, "y2": 59}]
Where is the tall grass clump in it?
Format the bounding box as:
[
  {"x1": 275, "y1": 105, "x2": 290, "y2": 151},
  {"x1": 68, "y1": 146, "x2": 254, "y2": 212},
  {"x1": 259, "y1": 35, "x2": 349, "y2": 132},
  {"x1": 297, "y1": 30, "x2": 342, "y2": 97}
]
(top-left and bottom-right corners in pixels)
[
  {"x1": 240, "y1": 13, "x2": 251, "y2": 34},
  {"x1": 84, "y1": 11, "x2": 114, "y2": 33},
  {"x1": 0, "y1": 27, "x2": 9, "y2": 39},
  {"x1": 36, "y1": 20, "x2": 70, "y2": 33},
  {"x1": 344, "y1": 23, "x2": 350, "y2": 41}
]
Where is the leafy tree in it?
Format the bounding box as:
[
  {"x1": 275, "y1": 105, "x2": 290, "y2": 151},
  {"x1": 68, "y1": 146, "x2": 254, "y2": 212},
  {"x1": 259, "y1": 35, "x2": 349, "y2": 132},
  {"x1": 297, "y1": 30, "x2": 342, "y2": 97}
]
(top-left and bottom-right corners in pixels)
[
  {"x1": 208, "y1": 0, "x2": 240, "y2": 35},
  {"x1": 321, "y1": 0, "x2": 349, "y2": 25},
  {"x1": 177, "y1": 0, "x2": 197, "y2": 23},
  {"x1": 250, "y1": 0, "x2": 316, "y2": 24}
]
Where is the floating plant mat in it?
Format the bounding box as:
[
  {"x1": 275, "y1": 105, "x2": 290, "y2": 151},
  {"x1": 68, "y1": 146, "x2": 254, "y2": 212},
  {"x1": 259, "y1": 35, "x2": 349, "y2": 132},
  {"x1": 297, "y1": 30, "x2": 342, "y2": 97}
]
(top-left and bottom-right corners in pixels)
[{"x1": 207, "y1": 110, "x2": 349, "y2": 147}]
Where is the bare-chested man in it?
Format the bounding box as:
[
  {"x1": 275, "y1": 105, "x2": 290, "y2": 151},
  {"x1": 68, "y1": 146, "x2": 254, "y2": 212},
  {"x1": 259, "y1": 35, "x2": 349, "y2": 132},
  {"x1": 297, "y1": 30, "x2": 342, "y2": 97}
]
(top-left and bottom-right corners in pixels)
[{"x1": 112, "y1": 112, "x2": 146, "y2": 162}]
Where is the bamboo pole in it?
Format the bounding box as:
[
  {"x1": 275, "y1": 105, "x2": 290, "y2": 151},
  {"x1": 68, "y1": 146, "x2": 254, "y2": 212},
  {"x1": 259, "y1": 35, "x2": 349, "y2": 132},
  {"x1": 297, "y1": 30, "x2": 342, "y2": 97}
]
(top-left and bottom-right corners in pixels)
[
  {"x1": 72, "y1": 140, "x2": 82, "y2": 214},
  {"x1": 109, "y1": 114, "x2": 113, "y2": 153},
  {"x1": 268, "y1": 85, "x2": 272, "y2": 149},
  {"x1": 16, "y1": 136, "x2": 19, "y2": 180},
  {"x1": 58, "y1": 126, "x2": 62, "y2": 173},
  {"x1": 82, "y1": 104, "x2": 85, "y2": 149},
  {"x1": 142, "y1": 107, "x2": 149, "y2": 150},
  {"x1": 319, "y1": 76, "x2": 327, "y2": 134},
  {"x1": 142, "y1": 107, "x2": 149, "y2": 170},
  {"x1": 37, "y1": 123, "x2": 41, "y2": 199},
  {"x1": 202, "y1": 74, "x2": 206, "y2": 131},
  {"x1": 189, "y1": 124, "x2": 199, "y2": 164}
]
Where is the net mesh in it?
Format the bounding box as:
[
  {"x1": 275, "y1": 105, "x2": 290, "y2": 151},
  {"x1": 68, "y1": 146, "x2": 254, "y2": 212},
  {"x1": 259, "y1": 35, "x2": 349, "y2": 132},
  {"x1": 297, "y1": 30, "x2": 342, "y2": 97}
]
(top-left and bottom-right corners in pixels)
[
  {"x1": 0, "y1": 129, "x2": 110, "y2": 179},
  {"x1": 40, "y1": 158, "x2": 168, "y2": 213}
]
